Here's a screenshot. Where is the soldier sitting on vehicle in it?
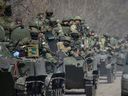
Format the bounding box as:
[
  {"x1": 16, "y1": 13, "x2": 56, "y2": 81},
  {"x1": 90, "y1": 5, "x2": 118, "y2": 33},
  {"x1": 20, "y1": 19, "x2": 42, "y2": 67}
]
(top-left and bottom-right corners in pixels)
[
  {"x1": 53, "y1": 19, "x2": 65, "y2": 38},
  {"x1": 61, "y1": 18, "x2": 70, "y2": 36}
]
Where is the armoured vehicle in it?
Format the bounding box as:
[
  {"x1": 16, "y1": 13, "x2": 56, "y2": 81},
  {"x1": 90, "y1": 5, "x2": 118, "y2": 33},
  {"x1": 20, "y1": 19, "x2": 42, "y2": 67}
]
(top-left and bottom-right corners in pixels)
[
  {"x1": 0, "y1": 42, "x2": 16, "y2": 96},
  {"x1": 15, "y1": 57, "x2": 65, "y2": 96},
  {"x1": 97, "y1": 50, "x2": 117, "y2": 83},
  {"x1": 121, "y1": 53, "x2": 128, "y2": 96},
  {"x1": 116, "y1": 49, "x2": 127, "y2": 66},
  {"x1": 13, "y1": 27, "x2": 65, "y2": 96},
  {"x1": 64, "y1": 54, "x2": 98, "y2": 96}
]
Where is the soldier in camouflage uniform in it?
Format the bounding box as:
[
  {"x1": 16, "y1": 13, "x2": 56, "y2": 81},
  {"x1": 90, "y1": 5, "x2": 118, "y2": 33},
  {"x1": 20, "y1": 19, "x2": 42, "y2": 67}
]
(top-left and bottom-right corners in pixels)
[
  {"x1": 99, "y1": 34, "x2": 106, "y2": 50},
  {"x1": 70, "y1": 16, "x2": 85, "y2": 57},
  {"x1": 53, "y1": 19, "x2": 65, "y2": 38},
  {"x1": 70, "y1": 17, "x2": 79, "y2": 36},
  {"x1": 61, "y1": 18, "x2": 70, "y2": 36}
]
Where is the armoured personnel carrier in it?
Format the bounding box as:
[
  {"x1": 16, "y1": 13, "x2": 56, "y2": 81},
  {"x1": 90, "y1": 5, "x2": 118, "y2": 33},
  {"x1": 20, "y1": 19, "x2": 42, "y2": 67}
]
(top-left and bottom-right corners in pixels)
[
  {"x1": 12, "y1": 27, "x2": 65, "y2": 96},
  {"x1": 0, "y1": 42, "x2": 16, "y2": 96},
  {"x1": 63, "y1": 54, "x2": 98, "y2": 96}
]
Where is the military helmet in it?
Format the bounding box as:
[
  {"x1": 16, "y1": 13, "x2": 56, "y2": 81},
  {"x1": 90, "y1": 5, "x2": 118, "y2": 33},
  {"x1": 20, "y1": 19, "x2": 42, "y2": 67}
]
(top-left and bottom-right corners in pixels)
[
  {"x1": 37, "y1": 13, "x2": 44, "y2": 17},
  {"x1": 62, "y1": 17, "x2": 69, "y2": 22},
  {"x1": 74, "y1": 16, "x2": 82, "y2": 20},
  {"x1": 46, "y1": 9, "x2": 53, "y2": 13},
  {"x1": 68, "y1": 17, "x2": 74, "y2": 21},
  {"x1": 46, "y1": 9, "x2": 53, "y2": 17}
]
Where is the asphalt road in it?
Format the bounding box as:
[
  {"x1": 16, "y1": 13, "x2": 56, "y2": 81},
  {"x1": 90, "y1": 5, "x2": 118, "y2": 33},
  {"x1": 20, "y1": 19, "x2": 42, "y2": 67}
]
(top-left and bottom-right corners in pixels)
[{"x1": 65, "y1": 71, "x2": 122, "y2": 96}]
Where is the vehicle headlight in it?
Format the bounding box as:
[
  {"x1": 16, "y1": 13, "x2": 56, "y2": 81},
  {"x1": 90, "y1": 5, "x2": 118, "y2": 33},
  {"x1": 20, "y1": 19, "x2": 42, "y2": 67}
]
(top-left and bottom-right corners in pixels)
[
  {"x1": 13, "y1": 51, "x2": 20, "y2": 58},
  {"x1": 123, "y1": 74, "x2": 128, "y2": 79}
]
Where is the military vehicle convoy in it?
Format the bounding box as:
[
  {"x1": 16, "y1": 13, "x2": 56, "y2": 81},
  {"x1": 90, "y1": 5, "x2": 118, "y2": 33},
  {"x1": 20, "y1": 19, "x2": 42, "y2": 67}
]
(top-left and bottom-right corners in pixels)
[{"x1": 0, "y1": 1, "x2": 122, "y2": 96}]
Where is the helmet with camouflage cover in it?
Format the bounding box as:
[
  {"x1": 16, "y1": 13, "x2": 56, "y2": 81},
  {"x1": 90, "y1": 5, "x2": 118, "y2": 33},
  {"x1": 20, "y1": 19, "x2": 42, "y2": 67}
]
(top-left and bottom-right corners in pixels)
[
  {"x1": 74, "y1": 16, "x2": 82, "y2": 21},
  {"x1": 46, "y1": 9, "x2": 53, "y2": 14},
  {"x1": 62, "y1": 17, "x2": 69, "y2": 22},
  {"x1": 68, "y1": 16, "x2": 74, "y2": 21},
  {"x1": 30, "y1": 18, "x2": 43, "y2": 29}
]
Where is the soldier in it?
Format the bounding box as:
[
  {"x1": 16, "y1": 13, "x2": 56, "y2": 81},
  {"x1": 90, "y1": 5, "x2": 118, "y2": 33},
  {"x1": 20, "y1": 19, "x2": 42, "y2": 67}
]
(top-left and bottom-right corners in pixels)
[
  {"x1": 74, "y1": 16, "x2": 82, "y2": 33},
  {"x1": 10, "y1": 18, "x2": 24, "y2": 30},
  {"x1": 61, "y1": 17, "x2": 70, "y2": 36},
  {"x1": 29, "y1": 13, "x2": 45, "y2": 32},
  {"x1": 99, "y1": 34, "x2": 106, "y2": 50},
  {"x1": 74, "y1": 16, "x2": 89, "y2": 36},
  {"x1": 70, "y1": 17, "x2": 79, "y2": 37},
  {"x1": 53, "y1": 19, "x2": 65, "y2": 38},
  {"x1": 45, "y1": 9, "x2": 54, "y2": 27}
]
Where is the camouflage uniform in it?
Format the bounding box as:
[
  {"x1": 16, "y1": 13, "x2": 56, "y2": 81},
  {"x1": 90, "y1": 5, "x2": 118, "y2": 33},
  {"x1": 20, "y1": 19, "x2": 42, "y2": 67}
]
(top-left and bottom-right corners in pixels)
[
  {"x1": 45, "y1": 52, "x2": 57, "y2": 64},
  {"x1": 61, "y1": 18, "x2": 70, "y2": 36},
  {"x1": 31, "y1": 13, "x2": 45, "y2": 30},
  {"x1": 99, "y1": 35, "x2": 106, "y2": 50},
  {"x1": 53, "y1": 19, "x2": 64, "y2": 37}
]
